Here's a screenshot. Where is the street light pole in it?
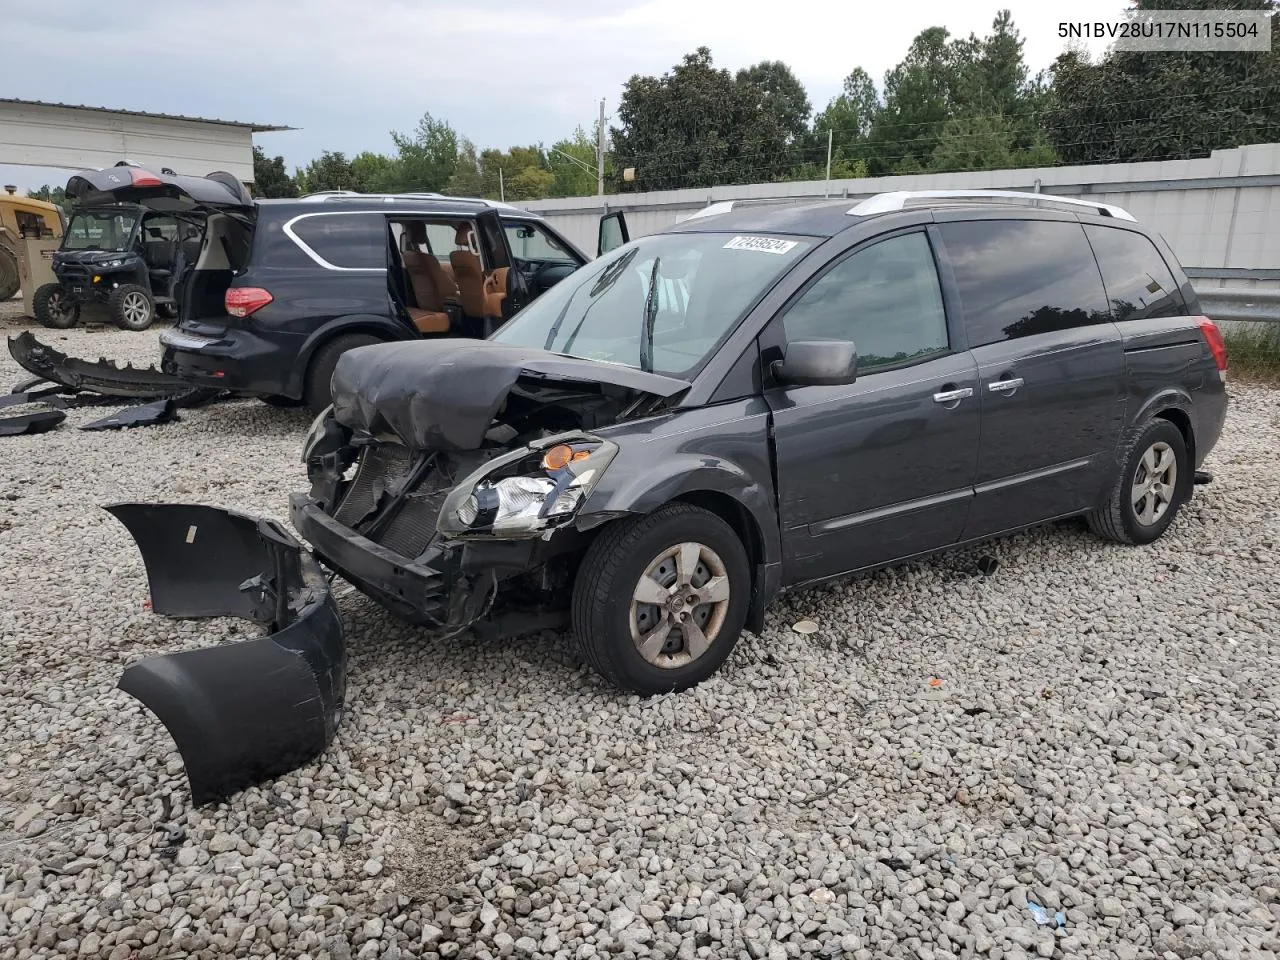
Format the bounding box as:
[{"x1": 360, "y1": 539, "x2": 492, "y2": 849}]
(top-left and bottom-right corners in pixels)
[{"x1": 597, "y1": 98, "x2": 606, "y2": 197}]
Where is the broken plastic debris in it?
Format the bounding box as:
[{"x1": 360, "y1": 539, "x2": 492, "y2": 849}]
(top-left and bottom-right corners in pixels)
[
  {"x1": 792, "y1": 619, "x2": 819, "y2": 635},
  {"x1": 1026, "y1": 900, "x2": 1067, "y2": 928},
  {"x1": 928, "y1": 678, "x2": 943, "y2": 688}
]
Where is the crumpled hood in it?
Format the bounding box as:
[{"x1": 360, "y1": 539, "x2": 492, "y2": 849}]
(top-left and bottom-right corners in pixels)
[{"x1": 330, "y1": 339, "x2": 690, "y2": 451}]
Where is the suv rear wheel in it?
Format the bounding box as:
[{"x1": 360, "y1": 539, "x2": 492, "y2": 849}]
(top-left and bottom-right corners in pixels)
[
  {"x1": 33, "y1": 283, "x2": 80, "y2": 329},
  {"x1": 571, "y1": 503, "x2": 751, "y2": 695},
  {"x1": 304, "y1": 333, "x2": 383, "y2": 413},
  {"x1": 108, "y1": 284, "x2": 155, "y2": 331},
  {"x1": 1088, "y1": 418, "x2": 1190, "y2": 545}
]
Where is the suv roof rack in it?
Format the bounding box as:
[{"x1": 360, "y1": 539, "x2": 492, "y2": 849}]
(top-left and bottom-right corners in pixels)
[
  {"x1": 294, "y1": 190, "x2": 524, "y2": 211},
  {"x1": 847, "y1": 189, "x2": 1136, "y2": 222}
]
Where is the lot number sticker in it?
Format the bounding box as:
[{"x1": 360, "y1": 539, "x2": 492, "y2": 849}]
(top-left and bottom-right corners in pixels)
[{"x1": 723, "y1": 235, "x2": 798, "y2": 255}]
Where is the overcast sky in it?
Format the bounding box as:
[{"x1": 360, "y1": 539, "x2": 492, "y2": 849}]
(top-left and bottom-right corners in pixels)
[{"x1": 1, "y1": 0, "x2": 1122, "y2": 191}]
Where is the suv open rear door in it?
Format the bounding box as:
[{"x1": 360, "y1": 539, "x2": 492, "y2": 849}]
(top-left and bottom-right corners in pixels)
[
  {"x1": 598, "y1": 211, "x2": 629, "y2": 257},
  {"x1": 65, "y1": 162, "x2": 253, "y2": 213}
]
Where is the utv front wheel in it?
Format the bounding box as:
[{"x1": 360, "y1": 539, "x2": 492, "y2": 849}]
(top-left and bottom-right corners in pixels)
[
  {"x1": 108, "y1": 284, "x2": 155, "y2": 331},
  {"x1": 571, "y1": 503, "x2": 751, "y2": 695},
  {"x1": 33, "y1": 283, "x2": 80, "y2": 329}
]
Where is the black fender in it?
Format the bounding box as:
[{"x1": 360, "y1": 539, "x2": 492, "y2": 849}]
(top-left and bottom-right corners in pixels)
[{"x1": 578, "y1": 454, "x2": 783, "y2": 632}]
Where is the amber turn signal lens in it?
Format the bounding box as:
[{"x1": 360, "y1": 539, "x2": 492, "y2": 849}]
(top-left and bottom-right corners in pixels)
[{"x1": 541, "y1": 445, "x2": 591, "y2": 471}]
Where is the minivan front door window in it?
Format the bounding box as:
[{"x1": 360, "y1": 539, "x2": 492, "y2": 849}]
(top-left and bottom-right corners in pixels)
[{"x1": 781, "y1": 231, "x2": 950, "y2": 370}]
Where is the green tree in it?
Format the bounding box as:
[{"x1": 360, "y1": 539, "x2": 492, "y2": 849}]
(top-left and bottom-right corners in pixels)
[
  {"x1": 1044, "y1": 0, "x2": 1280, "y2": 164},
  {"x1": 444, "y1": 139, "x2": 489, "y2": 197},
  {"x1": 349, "y1": 151, "x2": 396, "y2": 193},
  {"x1": 611, "y1": 47, "x2": 796, "y2": 190},
  {"x1": 810, "y1": 67, "x2": 881, "y2": 173},
  {"x1": 26, "y1": 185, "x2": 72, "y2": 213},
  {"x1": 251, "y1": 145, "x2": 297, "y2": 198},
  {"x1": 295, "y1": 151, "x2": 358, "y2": 193},
  {"x1": 868, "y1": 27, "x2": 971, "y2": 174},
  {"x1": 737, "y1": 60, "x2": 812, "y2": 161},
  {"x1": 385, "y1": 111, "x2": 459, "y2": 192},
  {"x1": 547, "y1": 126, "x2": 601, "y2": 197}
]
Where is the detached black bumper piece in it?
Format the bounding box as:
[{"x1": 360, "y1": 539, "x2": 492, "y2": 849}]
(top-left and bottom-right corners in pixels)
[
  {"x1": 8, "y1": 331, "x2": 196, "y2": 399},
  {"x1": 106, "y1": 503, "x2": 346, "y2": 806}
]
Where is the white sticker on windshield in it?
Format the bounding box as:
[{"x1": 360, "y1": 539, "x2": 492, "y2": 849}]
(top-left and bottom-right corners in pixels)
[{"x1": 723, "y1": 235, "x2": 798, "y2": 255}]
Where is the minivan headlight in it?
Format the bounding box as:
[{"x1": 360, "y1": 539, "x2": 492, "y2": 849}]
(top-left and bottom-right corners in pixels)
[{"x1": 438, "y1": 436, "x2": 617, "y2": 539}]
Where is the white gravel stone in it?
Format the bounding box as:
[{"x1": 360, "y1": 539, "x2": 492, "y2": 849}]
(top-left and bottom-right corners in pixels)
[{"x1": 2, "y1": 309, "x2": 1279, "y2": 960}]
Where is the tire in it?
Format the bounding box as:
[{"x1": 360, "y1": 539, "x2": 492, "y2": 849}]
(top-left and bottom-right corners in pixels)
[
  {"x1": 304, "y1": 333, "x2": 382, "y2": 413},
  {"x1": 108, "y1": 284, "x2": 155, "y2": 331},
  {"x1": 1087, "y1": 418, "x2": 1190, "y2": 545},
  {"x1": 33, "y1": 283, "x2": 80, "y2": 329},
  {"x1": 0, "y1": 248, "x2": 19, "y2": 301},
  {"x1": 157, "y1": 302, "x2": 179, "y2": 320},
  {"x1": 571, "y1": 502, "x2": 751, "y2": 695},
  {"x1": 260, "y1": 394, "x2": 305, "y2": 408}
]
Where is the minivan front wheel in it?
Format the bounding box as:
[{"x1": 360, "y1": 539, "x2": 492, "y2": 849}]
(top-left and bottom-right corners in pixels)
[
  {"x1": 572, "y1": 503, "x2": 751, "y2": 695},
  {"x1": 1088, "y1": 418, "x2": 1190, "y2": 545}
]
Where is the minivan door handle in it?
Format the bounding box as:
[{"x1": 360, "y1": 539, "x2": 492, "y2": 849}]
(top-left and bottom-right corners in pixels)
[
  {"x1": 987, "y1": 377, "x2": 1024, "y2": 393},
  {"x1": 933, "y1": 386, "x2": 974, "y2": 404}
]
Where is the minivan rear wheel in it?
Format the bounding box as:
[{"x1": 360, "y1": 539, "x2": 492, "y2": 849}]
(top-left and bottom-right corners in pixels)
[
  {"x1": 571, "y1": 503, "x2": 751, "y2": 695},
  {"x1": 304, "y1": 333, "x2": 382, "y2": 413},
  {"x1": 1087, "y1": 418, "x2": 1190, "y2": 545}
]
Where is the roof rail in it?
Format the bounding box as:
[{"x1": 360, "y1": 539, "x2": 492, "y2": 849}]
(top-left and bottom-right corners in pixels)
[
  {"x1": 679, "y1": 195, "x2": 829, "y2": 223},
  {"x1": 847, "y1": 189, "x2": 1136, "y2": 222}
]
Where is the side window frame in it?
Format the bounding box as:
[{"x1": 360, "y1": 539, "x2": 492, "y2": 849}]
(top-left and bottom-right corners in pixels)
[
  {"x1": 1082, "y1": 222, "x2": 1188, "y2": 321},
  {"x1": 932, "y1": 215, "x2": 1112, "y2": 348},
  {"x1": 759, "y1": 226, "x2": 955, "y2": 378}
]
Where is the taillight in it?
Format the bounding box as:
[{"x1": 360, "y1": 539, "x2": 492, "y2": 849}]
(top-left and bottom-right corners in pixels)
[
  {"x1": 1196, "y1": 316, "x2": 1228, "y2": 372},
  {"x1": 127, "y1": 167, "x2": 163, "y2": 187},
  {"x1": 225, "y1": 287, "x2": 273, "y2": 318}
]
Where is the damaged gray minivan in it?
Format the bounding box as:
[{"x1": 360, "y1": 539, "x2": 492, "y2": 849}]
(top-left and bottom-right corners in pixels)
[{"x1": 114, "y1": 190, "x2": 1229, "y2": 804}]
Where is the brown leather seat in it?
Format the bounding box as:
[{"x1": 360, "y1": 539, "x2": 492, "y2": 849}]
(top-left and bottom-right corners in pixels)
[
  {"x1": 485, "y1": 266, "x2": 509, "y2": 311},
  {"x1": 450, "y1": 223, "x2": 504, "y2": 319},
  {"x1": 401, "y1": 222, "x2": 457, "y2": 334},
  {"x1": 407, "y1": 307, "x2": 450, "y2": 333}
]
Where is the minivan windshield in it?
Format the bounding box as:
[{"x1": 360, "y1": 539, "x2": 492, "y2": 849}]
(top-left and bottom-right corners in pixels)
[
  {"x1": 491, "y1": 232, "x2": 813, "y2": 377},
  {"x1": 63, "y1": 208, "x2": 140, "y2": 252}
]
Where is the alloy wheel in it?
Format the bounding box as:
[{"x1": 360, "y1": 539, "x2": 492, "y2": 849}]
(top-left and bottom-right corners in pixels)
[
  {"x1": 1132, "y1": 440, "x2": 1178, "y2": 526},
  {"x1": 629, "y1": 541, "x2": 731, "y2": 668}
]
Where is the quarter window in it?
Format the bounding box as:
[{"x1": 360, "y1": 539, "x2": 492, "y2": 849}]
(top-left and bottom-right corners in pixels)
[
  {"x1": 781, "y1": 231, "x2": 949, "y2": 371},
  {"x1": 1084, "y1": 225, "x2": 1186, "y2": 321},
  {"x1": 291, "y1": 213, "x2": 386, "y2": 269},
  {"x1": 936, "y1": 219, "x2": 1110, "y2": 347}
]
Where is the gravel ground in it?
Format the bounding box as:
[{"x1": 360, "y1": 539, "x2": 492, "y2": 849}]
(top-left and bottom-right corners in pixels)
[{"x1": 1, "y1": 301, "x2": 1278, "y2": 960}]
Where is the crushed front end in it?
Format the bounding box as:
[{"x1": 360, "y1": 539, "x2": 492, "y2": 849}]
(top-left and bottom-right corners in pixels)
[{"x1": 293, "y1": 339, "x2": 686, "y2": 633}]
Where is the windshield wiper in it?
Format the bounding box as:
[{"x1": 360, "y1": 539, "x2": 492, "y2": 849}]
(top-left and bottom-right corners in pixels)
[
  {"x1": 639, "y1": 257, "x2": 660, "y2": 373},
  {"x1": 543, "y1": 247, "x2": 638, "y2": 352}
]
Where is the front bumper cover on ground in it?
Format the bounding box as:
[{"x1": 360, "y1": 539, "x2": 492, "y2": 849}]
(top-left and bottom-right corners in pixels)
[{"x1": 107, "y1": 503, "x2": 346, "y2": 806}]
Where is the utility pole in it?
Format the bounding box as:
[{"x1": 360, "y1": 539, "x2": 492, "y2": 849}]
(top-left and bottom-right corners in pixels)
[
  {"x1": 597, "y1": 98, "x2": 606, "y2": 197},
  {"x1": 824, "y1": 128, "x2": 833, "y2": 198},
  {"x1": 499, "y1": 168, "x2": 505, "y2": 203}
]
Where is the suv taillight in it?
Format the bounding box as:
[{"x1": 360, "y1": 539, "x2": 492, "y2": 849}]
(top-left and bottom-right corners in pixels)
[
  {"x1": 1196, "y1": 316, "x2": 1228, "y2": 373},
  {"x1": 225, "y1": 287, "x2": 273, "y2": 318}
]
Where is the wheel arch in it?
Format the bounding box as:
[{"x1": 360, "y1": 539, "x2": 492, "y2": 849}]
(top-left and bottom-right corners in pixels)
[
  {"x1": 1153, "y1": 405, "x2": 1195, "y2": 474},
  {"x1": 289, "y1": 315, "x2": 412, "y2": 398}
]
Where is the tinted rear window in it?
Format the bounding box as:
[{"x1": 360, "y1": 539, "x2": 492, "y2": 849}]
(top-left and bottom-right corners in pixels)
[
  {"x1": 937, "y1": 219, "x2": 1110, "y2": 347},
  {"x1": 1084, "y1": 225, "x2": 1186, "y2": 321},
  {"x1": 290, "y1": 213, "x2": 386, "y2": 269}
]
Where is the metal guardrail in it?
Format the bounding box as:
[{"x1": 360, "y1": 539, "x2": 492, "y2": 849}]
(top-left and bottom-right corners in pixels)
[{"x1": 1193, "y1": 286, "x2": 1280, "y2": 325}]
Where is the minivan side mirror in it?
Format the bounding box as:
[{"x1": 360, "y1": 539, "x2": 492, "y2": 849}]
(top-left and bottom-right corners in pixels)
[{"x1": 772, "y1": 340, "x2": 858, "y2": 387}]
